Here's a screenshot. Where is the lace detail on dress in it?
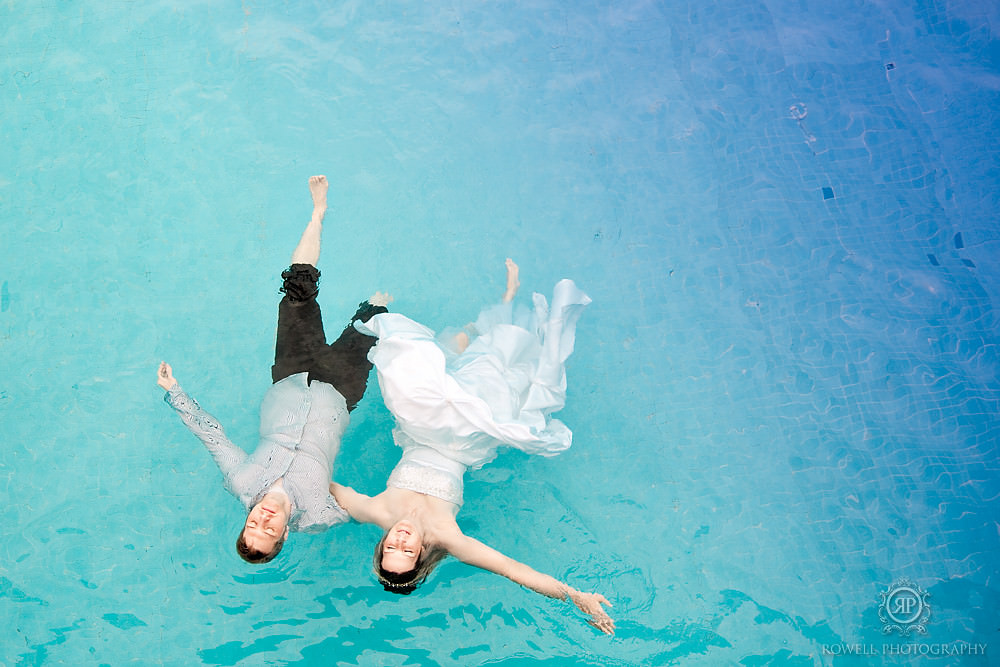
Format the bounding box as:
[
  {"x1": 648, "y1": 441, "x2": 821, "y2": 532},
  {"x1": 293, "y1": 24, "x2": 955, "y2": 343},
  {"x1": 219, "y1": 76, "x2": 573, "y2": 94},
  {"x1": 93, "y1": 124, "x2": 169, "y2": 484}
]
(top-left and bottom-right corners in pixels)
[{"x1": 388, "y1": 462, "x2": 464, "y2": 506}]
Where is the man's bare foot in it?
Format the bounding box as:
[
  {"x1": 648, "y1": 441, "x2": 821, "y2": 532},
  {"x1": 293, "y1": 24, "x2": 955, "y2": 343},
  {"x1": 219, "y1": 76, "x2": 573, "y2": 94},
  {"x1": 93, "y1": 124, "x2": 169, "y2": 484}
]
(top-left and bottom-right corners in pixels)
[
  {"x1": 369, "y1": 291, "x2": 393, "y2": 307},
  {"x1": 309, "y1": 175, "x2": 328, "y2": 211},
  {"x1": 502, "y1": 258, "x2": 520, "y2": 303},
  {"x1": 453, "y1": 331, "x2": 470, "y2": 354}
]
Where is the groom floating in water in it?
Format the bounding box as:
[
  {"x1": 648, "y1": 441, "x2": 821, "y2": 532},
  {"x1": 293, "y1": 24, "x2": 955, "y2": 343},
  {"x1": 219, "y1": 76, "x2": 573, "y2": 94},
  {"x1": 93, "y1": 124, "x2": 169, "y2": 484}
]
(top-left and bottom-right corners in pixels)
[{"x1": 157, "y1": 175, "x2": 391, "y2": 563}]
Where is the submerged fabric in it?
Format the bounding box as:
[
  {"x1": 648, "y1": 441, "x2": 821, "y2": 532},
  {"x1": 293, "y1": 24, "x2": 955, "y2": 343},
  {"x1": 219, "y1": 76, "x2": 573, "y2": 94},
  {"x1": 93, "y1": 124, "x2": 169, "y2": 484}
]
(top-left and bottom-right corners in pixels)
[{"x1": 357, "y1": 278, "x2": 592, "y2": 492}]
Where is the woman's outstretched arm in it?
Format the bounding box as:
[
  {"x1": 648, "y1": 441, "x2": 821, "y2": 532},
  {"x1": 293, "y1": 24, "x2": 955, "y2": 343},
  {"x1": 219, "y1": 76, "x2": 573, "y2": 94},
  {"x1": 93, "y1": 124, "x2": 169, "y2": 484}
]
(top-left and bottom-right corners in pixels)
[{"x1": 447, "y1": 533, "x2": 615, "y2": 635}]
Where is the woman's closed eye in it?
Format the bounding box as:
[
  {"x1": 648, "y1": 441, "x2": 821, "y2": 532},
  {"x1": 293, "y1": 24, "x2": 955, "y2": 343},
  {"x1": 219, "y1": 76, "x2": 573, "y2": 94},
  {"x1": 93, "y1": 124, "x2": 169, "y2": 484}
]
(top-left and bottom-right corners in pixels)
[{"x1": 385, "y1": 546, "x2": 416, "y2": 556}]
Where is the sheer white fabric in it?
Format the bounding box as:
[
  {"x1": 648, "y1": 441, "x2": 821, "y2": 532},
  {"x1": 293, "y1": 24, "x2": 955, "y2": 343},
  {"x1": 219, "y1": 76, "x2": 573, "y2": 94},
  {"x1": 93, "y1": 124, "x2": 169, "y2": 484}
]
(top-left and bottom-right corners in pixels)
[{"x1": 356, "y1": 278, "x2": 591, "y2": 502}]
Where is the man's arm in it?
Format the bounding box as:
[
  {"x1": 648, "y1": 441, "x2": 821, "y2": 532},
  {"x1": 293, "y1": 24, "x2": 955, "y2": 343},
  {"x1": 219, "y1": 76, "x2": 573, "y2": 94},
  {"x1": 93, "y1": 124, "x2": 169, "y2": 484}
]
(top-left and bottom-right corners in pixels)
[{"x1": 158, "y1": 362, "x2": 247, "y2": 480}]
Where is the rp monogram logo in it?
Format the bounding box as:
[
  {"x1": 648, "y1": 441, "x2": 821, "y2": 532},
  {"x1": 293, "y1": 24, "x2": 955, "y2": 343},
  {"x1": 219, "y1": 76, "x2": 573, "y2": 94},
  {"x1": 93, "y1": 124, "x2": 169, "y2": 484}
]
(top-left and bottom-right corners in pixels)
[{"x1": 878, "y1": 578, "x2": 931, "y2": 636}]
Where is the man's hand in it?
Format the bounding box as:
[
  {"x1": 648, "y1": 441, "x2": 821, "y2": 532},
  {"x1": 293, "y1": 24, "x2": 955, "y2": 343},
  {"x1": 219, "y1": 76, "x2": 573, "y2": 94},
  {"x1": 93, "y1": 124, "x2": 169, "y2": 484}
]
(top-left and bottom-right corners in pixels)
[
  {"x1": 157, "y1": 361, "x2": 177, "y2": 391},
  {"x1": 369, "y1": 291, "x2": 393, "y2": 308}
]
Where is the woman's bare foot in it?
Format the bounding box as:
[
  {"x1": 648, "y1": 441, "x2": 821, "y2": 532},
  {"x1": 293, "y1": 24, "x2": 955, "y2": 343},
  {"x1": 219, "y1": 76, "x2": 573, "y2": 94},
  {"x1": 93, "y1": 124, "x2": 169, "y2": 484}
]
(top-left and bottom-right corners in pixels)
[
  {"x1": 502, "y1": 258, "x2": 520, "y2": 303},
  {"x1": 453, "y1": 331, "x2": 470, "y2": 353},
  {"x1": 309, "y1": 175, "x2": 328, "y2": 212}
]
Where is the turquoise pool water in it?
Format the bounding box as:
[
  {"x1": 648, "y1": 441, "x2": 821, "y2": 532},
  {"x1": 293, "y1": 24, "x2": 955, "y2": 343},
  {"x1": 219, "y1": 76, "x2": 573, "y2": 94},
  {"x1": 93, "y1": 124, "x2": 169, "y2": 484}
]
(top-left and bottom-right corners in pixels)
[{"x1": 2, "y1": 1, "x2": 998, "y2": 665}]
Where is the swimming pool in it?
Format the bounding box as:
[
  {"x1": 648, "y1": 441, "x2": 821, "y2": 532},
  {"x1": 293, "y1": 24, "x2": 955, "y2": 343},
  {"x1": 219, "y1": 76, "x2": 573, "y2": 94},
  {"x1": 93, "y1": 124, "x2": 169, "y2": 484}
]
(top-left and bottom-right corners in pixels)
[{"x1": 2, "y1": 1, "x2": 997, "y2": 665}]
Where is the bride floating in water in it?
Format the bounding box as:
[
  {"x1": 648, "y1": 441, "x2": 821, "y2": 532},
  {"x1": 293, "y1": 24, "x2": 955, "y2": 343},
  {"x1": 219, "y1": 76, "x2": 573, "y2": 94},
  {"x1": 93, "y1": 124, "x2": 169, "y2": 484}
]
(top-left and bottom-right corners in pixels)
[{"x1": 333, "y1": 259, "x2": 614, "y2": 635}]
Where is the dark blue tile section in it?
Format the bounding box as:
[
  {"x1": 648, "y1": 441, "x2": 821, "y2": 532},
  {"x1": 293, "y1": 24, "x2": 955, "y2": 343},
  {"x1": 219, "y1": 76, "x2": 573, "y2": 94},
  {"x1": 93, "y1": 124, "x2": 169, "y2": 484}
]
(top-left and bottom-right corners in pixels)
[
  {"x1": 822, "y1": 186, "x2": 834, "y2": 199},
  {"x1": 954, "y1": 232, "x2": 964, "y2": 249},
  {"x1": 927, "y1": 254, "x2": 940, "y2": 266}
]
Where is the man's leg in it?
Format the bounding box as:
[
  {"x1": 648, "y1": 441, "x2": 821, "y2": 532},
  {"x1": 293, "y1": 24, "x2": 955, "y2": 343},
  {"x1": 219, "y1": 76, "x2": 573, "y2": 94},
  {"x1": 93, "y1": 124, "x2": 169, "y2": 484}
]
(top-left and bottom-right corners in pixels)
[
  {"x1": 290, "y1": 175, "x2": 327, "y2": 266},
  {"x1": 271, "y1": 176, "x2": 330, "y2": 383},
  {"x1": 311, "y1": 297, "x2": 389, "y2": 410}
]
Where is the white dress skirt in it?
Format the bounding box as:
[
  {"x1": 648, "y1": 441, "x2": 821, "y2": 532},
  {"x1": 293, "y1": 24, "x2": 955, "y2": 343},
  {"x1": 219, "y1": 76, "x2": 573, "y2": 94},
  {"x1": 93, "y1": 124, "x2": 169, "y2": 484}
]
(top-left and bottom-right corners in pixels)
[{"x1": 354, "y1": 279, "x2": 591, "y2": 504}]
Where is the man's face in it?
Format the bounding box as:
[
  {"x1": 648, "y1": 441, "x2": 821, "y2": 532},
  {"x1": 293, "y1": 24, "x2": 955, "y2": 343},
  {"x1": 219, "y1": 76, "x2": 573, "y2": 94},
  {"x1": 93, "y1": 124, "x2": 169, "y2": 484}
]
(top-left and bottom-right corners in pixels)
[{"x1": 242, "y1": 499, "x2": 290, "y2": 553}]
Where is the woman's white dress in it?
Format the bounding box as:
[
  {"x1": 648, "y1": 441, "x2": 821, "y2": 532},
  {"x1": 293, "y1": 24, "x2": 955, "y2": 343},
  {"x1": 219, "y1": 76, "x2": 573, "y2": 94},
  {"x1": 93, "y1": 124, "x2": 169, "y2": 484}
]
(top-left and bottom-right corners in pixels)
[{"x1": 355, "y1": 279, "x2": 591, "y2": 504}]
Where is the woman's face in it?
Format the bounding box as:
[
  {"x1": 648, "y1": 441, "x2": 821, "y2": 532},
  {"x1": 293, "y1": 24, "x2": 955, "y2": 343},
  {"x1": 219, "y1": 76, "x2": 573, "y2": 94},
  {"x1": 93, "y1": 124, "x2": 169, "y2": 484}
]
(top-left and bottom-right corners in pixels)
[{"x1": 381, "y1": 520, "x2": 423, "y2": 573}]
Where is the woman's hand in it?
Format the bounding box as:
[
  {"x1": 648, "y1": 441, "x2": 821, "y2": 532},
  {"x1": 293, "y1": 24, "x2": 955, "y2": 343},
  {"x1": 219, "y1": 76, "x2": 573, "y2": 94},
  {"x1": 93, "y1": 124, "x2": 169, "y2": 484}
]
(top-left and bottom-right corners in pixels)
[
  {"x1": 157, "y1": 361, "x2": 177, "y2": 391},
  {"x1": 449, "y1": 537, "x2": 617, "y2": 636},
  {"x1": 567, "y1": 590, "x2": 615, "y2": 635}
]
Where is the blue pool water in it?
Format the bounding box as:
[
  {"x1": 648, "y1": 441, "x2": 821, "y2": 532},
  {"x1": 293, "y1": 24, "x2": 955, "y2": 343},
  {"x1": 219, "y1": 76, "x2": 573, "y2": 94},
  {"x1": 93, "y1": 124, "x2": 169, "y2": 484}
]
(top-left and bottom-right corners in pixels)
[{"x1": 2, "y1": 1, "x2": 998, "y2": 665}]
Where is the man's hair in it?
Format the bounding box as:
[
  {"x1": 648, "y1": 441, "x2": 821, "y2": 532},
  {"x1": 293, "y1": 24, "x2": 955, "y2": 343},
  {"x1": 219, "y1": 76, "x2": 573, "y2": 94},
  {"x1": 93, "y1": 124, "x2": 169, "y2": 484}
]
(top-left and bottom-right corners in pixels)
[
  {"x1": 372, "y1": 531, "x2": 448, "y2": 595},
  {"x1": 236, "y1": 528, "x2": 285, "y2": 564}
]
